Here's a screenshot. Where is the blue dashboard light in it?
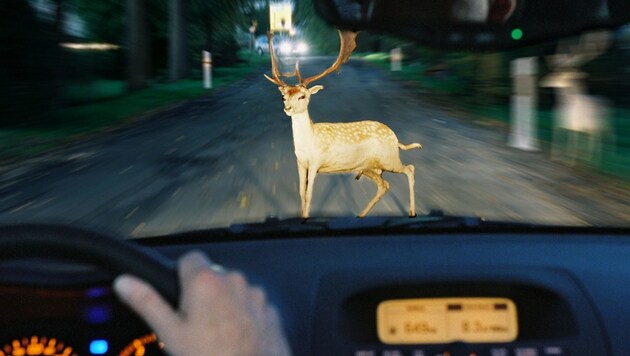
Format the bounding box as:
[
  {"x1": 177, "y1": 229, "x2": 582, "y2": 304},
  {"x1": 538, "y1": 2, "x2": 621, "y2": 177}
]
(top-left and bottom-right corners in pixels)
[
  {"x1": 83, "y1": 304, "x2": 112, "y2": 324},
  {"x1": 89, "y1": 339, "x2": 108, "y2": 354}
]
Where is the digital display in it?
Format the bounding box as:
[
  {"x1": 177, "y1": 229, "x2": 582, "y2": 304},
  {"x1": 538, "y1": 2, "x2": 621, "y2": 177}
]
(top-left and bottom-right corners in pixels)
[{"x1": 377, "y1": 298, "x2": 518, "y2": 344}]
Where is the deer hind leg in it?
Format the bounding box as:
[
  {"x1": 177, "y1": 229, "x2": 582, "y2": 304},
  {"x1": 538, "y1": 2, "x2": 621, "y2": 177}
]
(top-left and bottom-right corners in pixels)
[{"x1": 357, "y1": 169, "x2": 389, "y2": 218}]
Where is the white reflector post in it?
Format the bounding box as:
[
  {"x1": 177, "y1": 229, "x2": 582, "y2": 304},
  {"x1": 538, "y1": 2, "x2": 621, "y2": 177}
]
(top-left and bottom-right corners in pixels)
[
  {"x1": 391, "y1": 47, "x2": 402, "y2": 71},
  {"x1": 509, "y1": 57, "x2": 539, "y2": 151},
  {"x1": 203, "y1": 51, "x2": 212, "y2": 89}
]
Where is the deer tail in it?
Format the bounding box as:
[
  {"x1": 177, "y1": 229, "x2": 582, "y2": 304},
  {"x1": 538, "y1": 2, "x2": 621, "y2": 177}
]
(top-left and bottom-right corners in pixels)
[{"x1": 398, "y1": 142, "x2": 423, "y2": 151}]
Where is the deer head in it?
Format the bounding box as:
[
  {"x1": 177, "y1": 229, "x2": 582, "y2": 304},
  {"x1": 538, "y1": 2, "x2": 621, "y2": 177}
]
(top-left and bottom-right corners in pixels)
[
  {"x1": 264, "y1": 30, "x2": 358, "y2": 116},
  {"x1": 540, "y1": 31, "x2": 611, "y2": 90}
]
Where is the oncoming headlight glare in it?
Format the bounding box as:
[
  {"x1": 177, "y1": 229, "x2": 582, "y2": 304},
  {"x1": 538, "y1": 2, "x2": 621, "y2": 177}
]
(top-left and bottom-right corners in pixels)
[
  {"x1": 279, "y1": 41, "x2": 292, "y2": 54},
  {"x1": 296, "y1": 41, "x2": 308, "y2": 54}
]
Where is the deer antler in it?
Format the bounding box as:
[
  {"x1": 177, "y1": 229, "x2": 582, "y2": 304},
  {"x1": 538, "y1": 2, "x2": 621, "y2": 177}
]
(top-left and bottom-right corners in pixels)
[
  {"x1": 263, "y1": 31, "x2": 289, "y2": 86},
  {"x1": 297, "y1": 30, "x2": 358, "y2": 87},
  {"x1": 264, "y1": 29, "x2": 359, "y2": 87}
]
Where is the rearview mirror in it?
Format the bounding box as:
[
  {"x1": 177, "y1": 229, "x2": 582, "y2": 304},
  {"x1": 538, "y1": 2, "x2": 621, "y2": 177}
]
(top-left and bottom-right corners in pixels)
[{"x1": 313, "y1": 0, "x2": 630, "y2": 50}]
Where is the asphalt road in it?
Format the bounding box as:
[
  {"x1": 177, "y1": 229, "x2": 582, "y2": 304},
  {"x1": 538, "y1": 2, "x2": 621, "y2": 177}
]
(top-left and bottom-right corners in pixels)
[{"x1": 1, "y1": 57, "x2": 628, "y2": 237}]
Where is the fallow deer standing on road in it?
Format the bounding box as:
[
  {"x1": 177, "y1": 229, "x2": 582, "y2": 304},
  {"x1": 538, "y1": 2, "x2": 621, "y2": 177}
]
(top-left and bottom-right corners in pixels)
[
  {"x1": 264, "y1": 30, "x2": 422, "y2": 220},
  {"x1": 539, "y1": 31, "x2": 615, "y2": 165}
]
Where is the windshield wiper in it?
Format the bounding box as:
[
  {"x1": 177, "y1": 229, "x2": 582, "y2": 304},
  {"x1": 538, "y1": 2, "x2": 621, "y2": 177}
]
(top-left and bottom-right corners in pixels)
[
  {"x1": 140, "y1": 211, "x2": 628, "y2": 245},
  {"x1": 225, "y1": 210, "x2": 532, "y2": 235}
]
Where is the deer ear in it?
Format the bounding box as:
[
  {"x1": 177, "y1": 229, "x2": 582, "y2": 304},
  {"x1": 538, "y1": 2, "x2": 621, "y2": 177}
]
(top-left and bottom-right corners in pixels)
[{"x1": 309, "y1": 85, "x2": 324, "y2": 95}]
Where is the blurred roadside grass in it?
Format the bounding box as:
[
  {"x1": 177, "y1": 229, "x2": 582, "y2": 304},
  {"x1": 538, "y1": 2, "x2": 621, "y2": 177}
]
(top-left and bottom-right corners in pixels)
[
  {"x1": 361, "y1": 53, "x2": 630, "y2": 180},
  {"x1": 0, "y1": 50, "x2": 269, "y2": 162}
]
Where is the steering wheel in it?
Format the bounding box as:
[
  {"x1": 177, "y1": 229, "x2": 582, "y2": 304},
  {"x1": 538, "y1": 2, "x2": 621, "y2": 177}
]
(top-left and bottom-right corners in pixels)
[{"x1": 0, "y1": 224, "x2": 180, "y2": 308}]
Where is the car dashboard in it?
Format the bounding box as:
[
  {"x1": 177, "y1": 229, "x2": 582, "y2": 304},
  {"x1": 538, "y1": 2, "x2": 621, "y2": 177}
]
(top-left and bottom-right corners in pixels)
[{"x1": 0, "y1": 228, "x2": 629, "y2": 356}]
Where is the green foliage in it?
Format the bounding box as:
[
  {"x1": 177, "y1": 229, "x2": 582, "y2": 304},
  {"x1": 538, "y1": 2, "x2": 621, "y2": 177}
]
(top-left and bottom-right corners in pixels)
[
  {"x1": 0, "y1": 51, "x2": 268, "y2": 161},
  {"x1": 64, "y1": 80, "x2": 127, "y2": 105},
  {"x1": 67, "y1": 0, "x2": 125, "y2": 43}
]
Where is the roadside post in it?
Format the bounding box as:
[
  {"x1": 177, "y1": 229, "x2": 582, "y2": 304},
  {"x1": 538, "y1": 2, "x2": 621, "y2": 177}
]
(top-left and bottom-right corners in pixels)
[
  {"x1": 391, "y1": 47, "x2": 402, "y2": 71},
  {"x1": 203, "y1": 51, "x2": 212, "y2": 89},
  {"x1": 249, "y1": 20, "x2": 257, "y2": 53},
  {"x1": 508, "y1": 57, "x2": 539, "y2": 150}
]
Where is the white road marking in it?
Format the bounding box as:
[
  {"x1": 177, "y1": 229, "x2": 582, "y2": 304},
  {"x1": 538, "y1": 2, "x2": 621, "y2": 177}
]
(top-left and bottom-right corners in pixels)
[
  {"x1": 32, "y1": 197, "x2": 56, "y2": 208},
  {"x1": 10, "y1": 201, "x2": 33, "y2": 214},
  {"x1": 125, "y1": 207, "x2": 139, "y2": 219},
  {"x1": 71, "y1": 164, "x2": 90, "y2": 173},
  {"x1": 29, "y1": 172, "x2": 50, "y2": 181},
  {"x1": 119, "y1": 166, "x2": 133, "y2": 174},
  {"x1": 0, "y1": 191, "x2": 22, "y2": 203}
]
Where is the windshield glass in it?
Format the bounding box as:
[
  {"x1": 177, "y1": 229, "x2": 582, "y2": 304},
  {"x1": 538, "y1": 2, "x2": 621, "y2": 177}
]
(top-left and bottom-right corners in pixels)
[{"x1": 1, "y1": 0, "x2": 629, "y2": 237}]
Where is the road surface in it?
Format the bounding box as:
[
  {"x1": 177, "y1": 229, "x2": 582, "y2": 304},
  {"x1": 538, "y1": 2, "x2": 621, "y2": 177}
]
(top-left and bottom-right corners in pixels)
[{"x1": 0, "y1": 57, "x2": 628, "y2": 237}]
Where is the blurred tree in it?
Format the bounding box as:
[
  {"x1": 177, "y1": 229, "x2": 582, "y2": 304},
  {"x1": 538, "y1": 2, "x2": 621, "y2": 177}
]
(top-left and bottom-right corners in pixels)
[
  {"x1": 189, "y1": 0, "x2": 253, "y2": 67},
  {"x1": 0, "y1": 0, "x2": 63, "y2": 127},
  {"x1": 169, "y1": 0, "x2": 188, "y2": 81},
  {"x1": 126, "y1": 0, "x2": 150, "y2": 90},
  {"x1": 67, "y1": 0, "x2": 125, "y2": 43},
  {"x1": 66, "y1": 0, "x2": 257, "y2": 83},
  {"x1": 294, "y1": 0, "x2": 338, "y2": 54}
]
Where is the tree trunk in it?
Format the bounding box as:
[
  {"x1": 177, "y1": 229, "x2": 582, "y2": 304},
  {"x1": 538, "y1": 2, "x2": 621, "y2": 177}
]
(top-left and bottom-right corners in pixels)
[
  {"x1": 126, "y1": 0, "x2": 150, "y2": 90},
  {"x1": 169, "y1": 0, "x2": 188, "y2": 81}
]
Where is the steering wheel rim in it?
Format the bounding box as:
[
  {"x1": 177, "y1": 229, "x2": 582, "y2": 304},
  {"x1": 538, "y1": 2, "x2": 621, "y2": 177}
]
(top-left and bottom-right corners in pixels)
[{"x1": 0, "y1": 224, "x2": 180, "y2": 308}]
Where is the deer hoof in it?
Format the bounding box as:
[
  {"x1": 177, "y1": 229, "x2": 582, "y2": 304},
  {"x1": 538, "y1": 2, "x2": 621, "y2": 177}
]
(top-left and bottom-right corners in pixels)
[
  {"x1": 301, "y1": 218, "x2": 309, "y2": 224},
  {"x1": 409, "y1": 213, "x2": 417, "y2": 218}
]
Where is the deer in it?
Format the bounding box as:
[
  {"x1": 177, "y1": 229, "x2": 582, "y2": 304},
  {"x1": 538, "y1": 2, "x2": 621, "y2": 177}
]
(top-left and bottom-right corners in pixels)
[
  {"x1": 539, "y1": 31, "x2": 615, "y2": 165},
  {"x1": 263, "y1": 30, "x2": 422, "y2": 220}
]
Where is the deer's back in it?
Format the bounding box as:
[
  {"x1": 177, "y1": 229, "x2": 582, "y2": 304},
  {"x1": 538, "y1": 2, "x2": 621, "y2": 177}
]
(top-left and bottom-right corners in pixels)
[
  {"x1": 313, "y1": 121, "x2": 402, "y2": 173},
  {"x1": 313, "y1": 121, "x2": 397, "y2": 145}
]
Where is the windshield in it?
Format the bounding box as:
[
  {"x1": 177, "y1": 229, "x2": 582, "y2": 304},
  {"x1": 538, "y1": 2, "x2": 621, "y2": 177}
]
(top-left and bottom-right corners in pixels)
[{"x1": 1, "y1": 0, "x2": 629, "y2": 237}]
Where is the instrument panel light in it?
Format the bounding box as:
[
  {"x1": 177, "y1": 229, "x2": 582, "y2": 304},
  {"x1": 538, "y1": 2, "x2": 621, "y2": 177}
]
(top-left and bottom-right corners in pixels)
[{"x1": 89, "y1": 340, "x2": 108, "y2": 355}]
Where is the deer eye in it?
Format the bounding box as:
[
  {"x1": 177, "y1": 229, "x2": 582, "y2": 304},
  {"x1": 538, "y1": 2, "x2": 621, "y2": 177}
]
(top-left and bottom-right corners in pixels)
[
  {"x1": 282, "y1": 97, "x2": 286, "y2": 101},
  {"x1": 299, "y1": 95, "x2": 306, "y2": 100}
]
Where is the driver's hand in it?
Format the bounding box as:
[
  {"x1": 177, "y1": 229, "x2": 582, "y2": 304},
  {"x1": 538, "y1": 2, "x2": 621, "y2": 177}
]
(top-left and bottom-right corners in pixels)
[{"x1": 113, "y1": 251, "x2": 291, "y2": 356}]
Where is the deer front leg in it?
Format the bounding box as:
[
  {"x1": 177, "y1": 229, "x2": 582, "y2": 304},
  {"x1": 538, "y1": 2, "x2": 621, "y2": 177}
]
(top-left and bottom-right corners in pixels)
[
  {"x1": 297, "y1": 161, "x2": 307, "y2": 217},
  {"x1": 303, "y1": 166, "x2": 318, "y2": 219}
]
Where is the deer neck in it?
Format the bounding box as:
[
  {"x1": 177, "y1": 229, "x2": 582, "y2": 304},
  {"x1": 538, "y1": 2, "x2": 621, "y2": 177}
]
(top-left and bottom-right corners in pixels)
[
  {"x1": 557, "y1": 85, "x2": 585, "y2": 102},
  {"x1": 290, "y1": 110, "x2": 316, "y2": 161}
]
